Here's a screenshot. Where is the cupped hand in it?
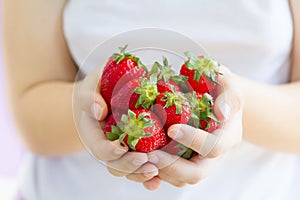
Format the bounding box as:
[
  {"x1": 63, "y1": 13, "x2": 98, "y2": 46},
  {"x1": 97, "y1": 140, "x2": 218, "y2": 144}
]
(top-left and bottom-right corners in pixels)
[
  {"x1": 143, "y1": 66, "x2": 244, "y2": 190},
  {"x1": 72, "y1": 65, "x2": 158, "y2": 184}
]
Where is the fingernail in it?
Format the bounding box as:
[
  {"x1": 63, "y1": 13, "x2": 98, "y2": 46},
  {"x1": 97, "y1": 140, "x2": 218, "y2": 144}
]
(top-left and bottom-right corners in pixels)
[
  {"x1": 168, "y1": 129, "x2": 183, "y2": 139},
  {"x1": 91, "y1": 103, "x2": 103, "y2": 120},
  {"x1": 148, "y1": 154, "x2": 159, "y2": 164},
  {"x1": 144, "y1": 170, "x2": 158, "y2": 178},
  {"x1": 114, "y1": 148, "x2": 126, "y2": 155},
  {"x1": 218, "y1": 96, "x2": 231, "y2": 120}
]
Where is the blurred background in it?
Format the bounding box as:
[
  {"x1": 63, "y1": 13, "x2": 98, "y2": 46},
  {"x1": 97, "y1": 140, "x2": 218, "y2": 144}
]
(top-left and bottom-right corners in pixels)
[{"x1": 0, "y1": 1, "x2": 26, "y2": 199}]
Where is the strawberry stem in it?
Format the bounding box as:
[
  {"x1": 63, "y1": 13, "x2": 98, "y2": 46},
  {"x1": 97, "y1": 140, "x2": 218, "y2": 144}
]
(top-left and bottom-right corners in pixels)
[
  {"x1": 186, "y1": 92, "x2": 219, "y2": 129},
  {"x1": 118, "y1": 110, "x2": 154, "y2": 150},
  {"x1": 161, "y1": 89, "x2": 188, "y2": 115},
  {"x1": 184, "y1": 51, "x2": 221, "y2": 84},
  {"x1": 150, "y1": 57, "x2": 187, "y2": 85},
  {"x1": 112, "y1": 45, "x2": 148, "y2": 72},
  {"x1": 134, "y1": 75, "x2": 158, "y2": 109}
]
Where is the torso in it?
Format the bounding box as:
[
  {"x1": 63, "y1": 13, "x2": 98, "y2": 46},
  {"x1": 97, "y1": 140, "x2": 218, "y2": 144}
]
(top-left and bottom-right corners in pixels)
[{"x1": 20, "y1": 1, "x2": 300, "y2": 199}]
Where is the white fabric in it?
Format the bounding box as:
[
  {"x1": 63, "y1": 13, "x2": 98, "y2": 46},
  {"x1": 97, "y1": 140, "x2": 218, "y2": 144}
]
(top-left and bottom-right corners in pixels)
[{"x1": 20, "y1": 0, "x2": 300, "y2": 199}]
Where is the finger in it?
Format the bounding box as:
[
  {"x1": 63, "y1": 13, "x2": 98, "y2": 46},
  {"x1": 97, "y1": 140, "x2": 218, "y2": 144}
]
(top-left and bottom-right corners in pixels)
[
  {"x1": 79, "y1": 90, "x2": 108, "y2": 121},
  {"x1": 79, "y1": 112, "x2": 128, "y2": 161},
  {"x1": 208, "y1": 111, "x2": 243, "y2": 158},
  {"x1": 106, "y1": 152, "x2": 148, "y2": 176},
  {"x1": 214, "y1": 66, "x2": 243, "y2": 121},
  {"x1": 168, "y1": 124, "x2": 219, "y2": 157},
  {"x1": 126, "y1": 163, "x2": 159, "y2": 182},
  {"x1": 76, "y1": 63, "x2": 105, "y2": 91},
  {"x1": 73, "y1": 65, "x2": 108, "y2": 121},
  {"x1": 143, "y1": 177, "x2": 161, "y2": 191},
  {"x1": 148, "y1": 150, "x2": 203, "y2": 185},
  {"x1": 157, "y1": 170, "x2": 187, "y2": 188}
]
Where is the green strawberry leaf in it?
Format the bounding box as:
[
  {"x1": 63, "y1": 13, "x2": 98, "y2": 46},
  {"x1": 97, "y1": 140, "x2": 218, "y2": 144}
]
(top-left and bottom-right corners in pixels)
[
  {"x1": 184, "y1": 51, "x2": 222, "y2": 85},
  {"x1": 119, "y1": 133, "x2": 127, "y2": 147},
  {"x1": 134, "y1": 77, "x2": 158, "y2": 109},
  {"x1": 106, "y1": 125, "x2": 122, "y2": 141}
]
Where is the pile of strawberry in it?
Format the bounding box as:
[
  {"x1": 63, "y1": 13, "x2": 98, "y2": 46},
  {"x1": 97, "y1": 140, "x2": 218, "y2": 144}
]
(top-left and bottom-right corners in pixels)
[{"x1": 100, "y1": 45, "x2": 221, "y2": 159}]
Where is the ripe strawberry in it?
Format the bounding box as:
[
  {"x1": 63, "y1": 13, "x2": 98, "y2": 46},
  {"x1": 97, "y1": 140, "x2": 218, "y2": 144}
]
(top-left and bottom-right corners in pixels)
[
  {"x1": 186, "y1": 92, "x2": 219, "y2": 132},
  {"x1": 150, "y1": 57, "x2": 187, "y2": 93},
  {"x1": 104, "y1": 112, "x2": 122, "y2": 141},
  {"x1": 162, "y1": 139, "x2": 195, "y2": 159},
  {"x1": 180, "y1": 52, "x2": 221, "y2": 95},
  {"x1": 105, "y1": 109, "x2": 167, "y2": 152},
  {"x1": 154, "y1": 87, "x2": 191, "y2": 130},
  {"x1": 100, "y1": 45, "x2": 147, "y2": 109},
  {"x1": 200, "y1": 118, "x2": 219, "y2": 133},
  {"x1": 111, "y1": 75, "x2": 158, "y2": 112}
]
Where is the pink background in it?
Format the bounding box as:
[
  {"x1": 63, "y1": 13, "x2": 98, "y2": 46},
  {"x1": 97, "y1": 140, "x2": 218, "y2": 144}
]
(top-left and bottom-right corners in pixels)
[{"x1": 0, "y1": 1, "x2": 25, "y2": 178}]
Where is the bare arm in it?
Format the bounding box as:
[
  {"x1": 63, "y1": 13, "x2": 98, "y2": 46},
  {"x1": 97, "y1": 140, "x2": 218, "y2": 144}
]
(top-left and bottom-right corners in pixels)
[
  {"x1": 239, "y1": 0, "x2": 300, "y2": 153},
  {"x1": 2, "y1": 0, "x2": 83, "y2": 156}
]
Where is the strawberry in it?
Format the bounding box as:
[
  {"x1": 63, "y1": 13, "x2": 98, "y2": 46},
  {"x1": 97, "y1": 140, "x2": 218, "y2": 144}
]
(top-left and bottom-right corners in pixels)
[
  {"x1": 186, "y1": 92, "x2": 219, "y2": 132},
  {"x1": 200, "y1": 118, "x2": 219, "y2": 133},
  {"x1": 180, "y1": 52, "x2": 221, "y2": 95},
  {"x1": 162, "y1": 139, "x2": 195, "y2": 159},
  {"x1": 111, "y1": 75, "x2": 158, "y2": 112},
  {"x1": 104, "y1": 112, "x2": 122, "y2": 141},
  {"x1": 154, "y1": 87, "x2": 191, "y2": 130},
  {"x1": 150, "y1": 57, "x2": 187, "y2": 93},
  {"x1": 105, "y1": 109, "x2": 167, "y2": 152},
  {"x1": 100, "y1": 45, "x2": 147, "y2": 109}
]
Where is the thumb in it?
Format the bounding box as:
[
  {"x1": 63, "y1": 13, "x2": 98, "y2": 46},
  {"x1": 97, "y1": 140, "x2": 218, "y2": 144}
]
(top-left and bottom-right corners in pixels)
[
  {"x1": 90, "y1": 94, "x2": 108, "y2": 121},
  {"x1": 214, "y1": 67, "x2": 243, "y2": 121},
  {"x1": 74, "y1": 74, "x2": 108, "y2": 121}
]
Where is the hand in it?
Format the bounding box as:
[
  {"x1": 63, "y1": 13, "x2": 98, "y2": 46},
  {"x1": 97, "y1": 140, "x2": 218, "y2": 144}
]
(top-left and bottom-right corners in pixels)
[
  {"x1": 143, "y1": 66, "x2": 244, "y2": 189},
  {"x1": 73, "y1": 65, "x2": 159, "y2": 184}
]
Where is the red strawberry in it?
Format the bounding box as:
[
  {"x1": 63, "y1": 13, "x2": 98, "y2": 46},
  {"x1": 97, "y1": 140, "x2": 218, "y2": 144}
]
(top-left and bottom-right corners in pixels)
[
  {"x1": 150, "y1": 57, "x2": 187, "y2": 93},
  {"x1": 104, "y1": 112, "x2": 122, "y2": 140},
  {"x1": 180, "y1": 52, "x2": 221, "y2": 95},
  {"x1": 157, "y1": 79, "x2": 180, "y2": 93},
  {"x1": 105, "y1": 109, "x2": 167, "y2": 152},
  {"x1": 111, "y1": 75, "x2": 158, "y2": 112},
  {"x1": 162, "y1": 92, "x2": 219, "y2": 160},
  {"x1": 100, "y1": 45, "x2": 147, "y2": 109},
  {"x1": 162, "y1": 139, "x2": 195, "y2": 159},
  {"x1": 200, "y1": 118, "x2": 219, "y2": 133},
  {"x1": 154, "y1": 88, "x2": 191, "y2": 130},
  {"x1": 186, "y1": 92, "x2": 219, "y2": 132}
]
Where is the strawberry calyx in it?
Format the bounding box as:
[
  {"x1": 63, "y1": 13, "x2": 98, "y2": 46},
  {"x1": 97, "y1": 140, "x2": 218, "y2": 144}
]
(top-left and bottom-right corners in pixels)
[
  {"x1": 134, "y1": 74, "x2": 159, "y2": 109},
  {"x1": 106, "y1": 125, "x2": 122, "y2": 141},
  {"x1": 151, "y1": 57, "x2": 187, "y2": 85},
  {"x1": 175, "y1": 143, "x2": 195, "y2": 159},
  {"x1": 186, "y1": 92, "x2": 219, "y2": 129},
  {"x1": 184, "y1": 51, "x2": 221, "y2": 85},
  {"x1": 161, "y1": 87, "x2": 188, "y2": 115},
  {"x1": 117, "y1": 110, "x2": 154, "y2": 150},
  {"x1": 113, "y1": 45, "x2": 148, "y2": 72}
]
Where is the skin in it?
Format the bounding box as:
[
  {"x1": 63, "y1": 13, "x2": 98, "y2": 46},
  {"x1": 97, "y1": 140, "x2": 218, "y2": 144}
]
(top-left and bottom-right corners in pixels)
[{"x1": 2, "y1": 0, "x2": 300, "y2": 191}]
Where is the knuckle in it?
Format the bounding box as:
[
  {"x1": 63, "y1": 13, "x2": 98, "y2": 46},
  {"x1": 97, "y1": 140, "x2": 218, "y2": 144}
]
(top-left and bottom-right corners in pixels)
[
  {"x1": 173, "y1": 182, "x2": 186, "y2": 188},
  {"x1": 229, "y1": 91, "x2": 243, "y2": 113},
  {"x1": 164, "y1": 164, "x2": 180, "y2": 175},
  {"x1": 107, "y1": 167, "x2": 124, "y2": 177},
  {"x1": 90, "y1": 144, "x2": 107, "y2": 160},
  {"x1": 126, "y1": 174, "x2": 139, "y2": 182},
  {"x1": 188, "y1": 173, "x2": 204, "y2": 185},
  {"x1": 209, "y1": 144, "x2": 224, "y2": 158},
  {"x1": 190, "y1": 134, "x2": 203, "y2": 152},
  {"x1": 90, "y1": 142, "x2": 115, "y2": 161}
]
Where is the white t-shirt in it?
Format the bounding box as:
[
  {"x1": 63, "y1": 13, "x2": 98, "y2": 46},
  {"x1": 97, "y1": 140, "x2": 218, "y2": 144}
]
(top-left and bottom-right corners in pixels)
[{"x1": 20, "y1": 0, "x2": 300, "y2": 199}]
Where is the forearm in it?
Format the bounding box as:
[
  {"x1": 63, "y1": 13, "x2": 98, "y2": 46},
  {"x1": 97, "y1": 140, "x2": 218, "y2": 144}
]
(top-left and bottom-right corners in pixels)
[
  {"x1": 15, "y1": 81, "x2": 84, "y2": 157},
  {"x1": 237, "y1": 75, "x2": 300, "y2": 153}
]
